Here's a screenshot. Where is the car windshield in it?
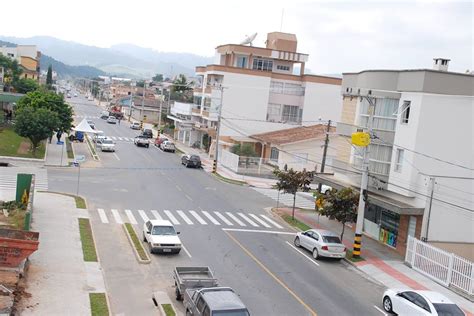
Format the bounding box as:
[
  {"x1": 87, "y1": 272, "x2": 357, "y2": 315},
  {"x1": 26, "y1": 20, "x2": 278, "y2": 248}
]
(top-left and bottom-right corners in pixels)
[
  {"x1": 190, "y1": 155, "x2": 200, "y2": 161},
  {"x1": 102, "y1": 140, "x2": 113, "y2": 144},
  {"x1": 322, "y1": 236, "x2": 342, "y2": 244},
  {"x1": 152, "y1": 226, "x2": 176, "y2": 235},
  {"x1": 212, "y1": 309, "x2": 250, "y2": 316},
  {"x1": 433, "y1": 303, "x2": 464, "y2": 316}
]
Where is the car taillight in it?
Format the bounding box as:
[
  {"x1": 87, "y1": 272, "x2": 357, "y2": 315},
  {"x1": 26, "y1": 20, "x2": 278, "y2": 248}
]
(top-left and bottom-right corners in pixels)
[{"x1": 321, "y1": 246, "x2": 328, "y2": 251}]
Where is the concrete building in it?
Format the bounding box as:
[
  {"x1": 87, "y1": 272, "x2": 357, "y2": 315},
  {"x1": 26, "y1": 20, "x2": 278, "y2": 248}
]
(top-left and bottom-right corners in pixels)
[
  {"x1": 316, "y1": 58, "x2": 474, "y2": 258},
  {"x1": 0, "y1": 45, "x2": 41, "y2": 80},
  {"x1": 167, "y1": 32, "x2": 342, "y2": 158}
]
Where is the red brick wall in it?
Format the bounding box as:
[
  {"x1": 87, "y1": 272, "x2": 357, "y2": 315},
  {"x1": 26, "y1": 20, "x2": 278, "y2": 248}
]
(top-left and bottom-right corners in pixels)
[{"x1": 396, "y1": 215, "x2": 423, "y2": 256}]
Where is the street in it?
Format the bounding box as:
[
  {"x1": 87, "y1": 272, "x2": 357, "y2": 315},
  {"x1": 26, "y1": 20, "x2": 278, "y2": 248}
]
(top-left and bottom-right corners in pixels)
[{"x1": 47, "y1": 93, "x2": 387, "y2": 316}]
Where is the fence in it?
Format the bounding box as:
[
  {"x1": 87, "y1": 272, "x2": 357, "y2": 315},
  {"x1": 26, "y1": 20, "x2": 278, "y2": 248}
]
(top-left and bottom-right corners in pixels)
[{"x1": 405, "y1": 236, "x2": 474, "y2": 298}]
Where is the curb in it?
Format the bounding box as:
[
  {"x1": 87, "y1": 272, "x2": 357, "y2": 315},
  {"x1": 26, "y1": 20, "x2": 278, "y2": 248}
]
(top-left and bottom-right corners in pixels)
[
  {"x1": 152, "y1": 292, "x2": 180, "y2": 316},
  {"x1": 122, "y1": 224, "x2": 151, "y2": 264},
  {"x1": 0, "y1": 155, "x2": 45, "y2": 162}
]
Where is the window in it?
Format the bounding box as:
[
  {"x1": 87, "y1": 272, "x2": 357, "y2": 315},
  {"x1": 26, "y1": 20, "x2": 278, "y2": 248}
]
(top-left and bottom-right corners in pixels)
[
  {"x1": 270, "y1": 81, "x2": 284, "y2": 93},
  {"x1": 359, "y1": 97, "x2": 398, "y2": 131},
  {"x1": 196, "y1": 296, "x2": 206, "y2": 312},
  {"x1": 266, "y1": 103, "x2": 281, "y2": 121},
  {"x1": 252, "y1": 58, "x2": 273, "y2": 71},
  {"x1": 394, "y1": 149, "x2": 404, "y2": 172},
  {"x1": 282, "y1": 105, "x2": 301, "y2": 123},
  {"x1": 270, "y1": 147, "x2": 279, "y2": 162},
  {"x1": 236, "y1": 56, "x2": 247, "y2": 68},
  {"x1": 277, "y1": 65, "x2": 290, "y2": 71},
  {"x1": 401, "y1": 101, "x2": 410, "y2": 124}
]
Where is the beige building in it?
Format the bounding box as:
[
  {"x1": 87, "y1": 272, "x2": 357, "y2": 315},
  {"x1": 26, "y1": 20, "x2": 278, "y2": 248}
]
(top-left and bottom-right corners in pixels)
[{"x1": 0, "y1": 45, "x2": 41, "y2": 80}]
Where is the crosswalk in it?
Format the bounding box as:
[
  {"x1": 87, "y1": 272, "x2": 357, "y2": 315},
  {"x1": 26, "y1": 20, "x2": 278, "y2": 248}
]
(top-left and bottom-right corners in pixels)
[
  {"x1": 93, "y1": 208, "x2": 285, "y2": 230},
  {"x1": 253, "y1": 188, "x2": 316, "y2": 209},
  {"x1": 0, "y1": 167, "x2": 48, "y2": 200},
  {"x1": 107, "y1": 136, "x2": 136, "y2": 142}
]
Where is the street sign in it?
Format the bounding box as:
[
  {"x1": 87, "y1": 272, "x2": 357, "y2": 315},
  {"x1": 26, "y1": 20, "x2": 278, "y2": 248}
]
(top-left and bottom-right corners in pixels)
[
  {"x1": 74, "y1": 154, "x2": 86, "y2": 165},
  {"x1": 351, "y1": 132, "x2": 370, "y2": 147}
]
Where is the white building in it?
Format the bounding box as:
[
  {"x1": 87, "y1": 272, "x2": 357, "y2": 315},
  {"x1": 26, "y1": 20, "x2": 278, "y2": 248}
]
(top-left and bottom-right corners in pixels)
[
  {"x1": 316, "y1": 58, "x2": 474, "y2": 258},
  {"x1": 167, "y1": 32, "x2": 342, "y2": 159}
]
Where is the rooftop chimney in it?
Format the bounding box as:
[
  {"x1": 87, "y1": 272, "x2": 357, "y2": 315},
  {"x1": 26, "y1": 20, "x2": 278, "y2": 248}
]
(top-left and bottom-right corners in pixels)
[{"x1": 433, "y1": 58, "x2": 450, "y2": 71}]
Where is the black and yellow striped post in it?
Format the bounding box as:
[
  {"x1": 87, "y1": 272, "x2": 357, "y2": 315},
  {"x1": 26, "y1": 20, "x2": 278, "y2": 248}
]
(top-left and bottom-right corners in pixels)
[
  {"x1": 212, "y1": 159, "x2": 217, "y2": 173},
  {"x1": 353, "y1": 233, "x2": 362, "y2": 258}
]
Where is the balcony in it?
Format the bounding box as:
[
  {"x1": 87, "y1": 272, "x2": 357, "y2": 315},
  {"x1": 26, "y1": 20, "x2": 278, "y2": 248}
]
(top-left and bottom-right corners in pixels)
[
  {"x1": 170, "y1": 101, "x2": 199, "y2": 116},
  {"x1": 202, "y1": 106, "x2": 219, "y2": 121}
]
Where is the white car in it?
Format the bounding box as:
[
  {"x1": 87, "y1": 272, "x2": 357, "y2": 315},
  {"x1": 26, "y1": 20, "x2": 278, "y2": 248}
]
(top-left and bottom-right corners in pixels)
[
  {"x1": 142, "y1": 220, "x2": 181, "y2": 254},
  {"x1": 382, "y1": 289, "x2": 465, "y2": 316},
  {"x1": 96, "y1": 138, "x2": 115, "y2": 152},
  {"x1": 294, "y1": 229, "x2": 346, "y2": 259},
  {"x1": 106, "y1": 116, "x2": 117, "y2": 124},
  {"x1": 160, "y1": 140, "x2": 176, "y2": 153},
  {"x1": 130, "y1": 122, "x2": 140, "y2": 130},
  {"x1": 92, "y1": 131, "x2": 105, "y2": 143}
]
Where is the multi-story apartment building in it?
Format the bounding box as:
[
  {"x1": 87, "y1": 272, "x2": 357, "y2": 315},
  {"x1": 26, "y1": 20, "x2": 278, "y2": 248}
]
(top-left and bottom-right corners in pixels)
[
  {"x1": 167, "y1": 32, "x2": 342, "y2": 157},
  {"x1": 0, "y1": 45, "x2": 41, "y2": 80},
  {"x1": 316, "y1": 58, "x2": 474, "y2": 258}
]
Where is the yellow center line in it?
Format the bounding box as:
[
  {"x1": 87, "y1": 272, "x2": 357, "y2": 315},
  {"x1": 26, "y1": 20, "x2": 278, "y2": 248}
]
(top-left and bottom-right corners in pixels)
[{"x1": 224, "y1": 230, "x2": 318, "y2": 316}]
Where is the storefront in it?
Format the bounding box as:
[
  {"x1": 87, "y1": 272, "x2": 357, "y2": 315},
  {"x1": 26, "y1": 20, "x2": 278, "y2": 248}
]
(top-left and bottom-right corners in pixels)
[{"x1": 364, "y1": 204, "x2": 400, "y2": 248}]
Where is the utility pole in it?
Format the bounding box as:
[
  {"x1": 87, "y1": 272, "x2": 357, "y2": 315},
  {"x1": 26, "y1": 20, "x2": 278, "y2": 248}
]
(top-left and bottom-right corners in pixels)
[
  {"x1": 353, "y1": 96, "x2": 375, "y2": 259},
  {"x1": 128, "y1": 84, "x2": 134, "y2": 122},
  {"x1": 318, "y1": 119, "x2": 332, "y2": 193},
  {"x1": 421, "y1": 176, "x2": 436, "y2": 241},
  {"x1": 158, "y1": 86, "x2": 164, "y2": 132},
  {"x1": 213, "y1": 86, "x2": 224, "y2": 173},
  {"x1": 141, "y1": 81, "x2": 146, "y2": 121}
]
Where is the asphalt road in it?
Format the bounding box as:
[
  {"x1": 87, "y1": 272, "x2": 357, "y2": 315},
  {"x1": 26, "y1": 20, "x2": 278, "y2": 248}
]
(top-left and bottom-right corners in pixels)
[{"x1": 48, "y1": 92, "x2": 387, "y2": 316}]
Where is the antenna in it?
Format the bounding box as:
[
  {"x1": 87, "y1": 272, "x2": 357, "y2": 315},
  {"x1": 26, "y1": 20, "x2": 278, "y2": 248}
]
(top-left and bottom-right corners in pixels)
[
  {"x1": 240, "y1": 33, "x2": 257, "y2": 46},
  {"x1": 280, "y1": 9, "x2": 284, "y2": 32}
]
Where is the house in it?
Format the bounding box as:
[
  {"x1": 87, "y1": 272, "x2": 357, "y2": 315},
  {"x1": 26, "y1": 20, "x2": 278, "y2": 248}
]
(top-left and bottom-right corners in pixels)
[
  {"x1": 315, "y1": 58, "x2": 474, "y2": 258},
  {"x1": 0, "y1": 45, "x2": 41, "y2": 80},
  {"x1": 167, "y1": 32, "x2": 342, "y2": 156}
]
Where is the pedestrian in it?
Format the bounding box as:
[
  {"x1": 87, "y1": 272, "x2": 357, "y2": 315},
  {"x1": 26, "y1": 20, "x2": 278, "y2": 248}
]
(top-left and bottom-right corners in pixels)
[
  {"x1": 48, "y1": 132, "x2": 53, "y2": 144},
  {"x1": 56, "y1": 130, "x2": 63, "y2": 143},
  {"x1": 118, "y1": 117, "x2": 121, "y2": 125}
]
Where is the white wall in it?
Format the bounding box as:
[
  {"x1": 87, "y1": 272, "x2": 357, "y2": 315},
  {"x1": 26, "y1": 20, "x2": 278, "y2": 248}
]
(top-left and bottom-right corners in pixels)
[
  {"x1": 278, "y1": 138, "x2": 335, "y2": 172},
  {"x1": 389, "y1": 92, "x2": 474, "y2": 243},
  {"x1": 302, "y1": 82, "x2": 343, "y2": 124}
]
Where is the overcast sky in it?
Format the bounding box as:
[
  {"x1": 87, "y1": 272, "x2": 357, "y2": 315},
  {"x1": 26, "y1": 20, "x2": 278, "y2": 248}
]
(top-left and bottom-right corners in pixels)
[{"x1": 2, "y1": 0, "x2": 472, "y2": 74}]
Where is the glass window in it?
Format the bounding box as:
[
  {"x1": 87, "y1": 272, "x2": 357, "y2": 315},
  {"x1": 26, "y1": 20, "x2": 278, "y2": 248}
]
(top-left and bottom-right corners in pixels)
[
  {"x1": 282, "y1": 105, "x2": 301, "y2": 123},
  {"x1": 270, "y1": 147, "x2": 279, "y2": 162},
  {"x1": 432, "y1": 304, "x2": 465, "y2": 316},
  {"x1": 411, "y1": 293, "x2": 430, "y2": 312},
  {"x1": 401, "y1": 101, "x2": 411, "y2": 124},
  {"x1": 394, "y1": 149, "x2": 404, "y2": 172},
  {"x1": 151, "y1": 226, "x2": 177, "y2": 235},
  {"x1": 266, "y1": 103, "x2": 281, "y2": 122},
  {"x1": 236, "y1": 56, "x2": 247, "y2": 68},
  {"x1": 196, "y1": 296, "x2": 206, "y2": 312},
  {"x1": 322, "y1": 236, "x2": 341, "y2": 244},
  {"x1": 270, "y1": 82, "x2": 284, "y2": 94},
  {"x1": 252, "y1": 58, "x2": 273, "y2": 71}
]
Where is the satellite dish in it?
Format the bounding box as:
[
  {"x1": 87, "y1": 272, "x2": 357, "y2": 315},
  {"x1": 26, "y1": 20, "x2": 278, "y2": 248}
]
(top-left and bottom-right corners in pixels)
[{"x1": 240, "y1": 33, "x2": 257, "y2": 46}]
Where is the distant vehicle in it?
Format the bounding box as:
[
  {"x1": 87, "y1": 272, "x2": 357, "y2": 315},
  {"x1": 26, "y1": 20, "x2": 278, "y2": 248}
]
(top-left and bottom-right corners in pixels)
[
  {"x1": 154, "y1": 136, "x2": 168, "y2": 147},
  {"x1": 100, "y1": 111, "x2": 109, "y2": 119},
  {"x1": 87, "y1": 120, "x2": 95, "y2": 129},
  {"x1": 160, "y1": 140, "x2": 176, "y2": 153},
  {"x1": 141, "y1": 128, "x2": 153, "y2": 138},
  {"x1": 184, "y1": 287, "x2": 249, "y2": 316},
  {"x1": 142, "y1": 220, "x2": 181, "y2": 254},
  {"x1": 294, "y1": 229, "x2": 346, "y2": 260},
  {"x1": 74, "y1": 93, "x2": 78, "y2": 97},
  {"x1": 88, "y1": 96, "x2": 94, "y2": 101},
  {"x1": 130, "y1": 122, "x2": 140, "y2": 130},
  {"x1": 67, "y1": 94, "x2": 71, "y2": 98},
  {"x1": 106, "y1": 116, "x2": 117, "y2": 124},
  {"x1": 382, "y1": 289, "x2": 465, "y2": 316},
  {"x1": 96, "y1": 138, "x2": 115, "y2": 152},
  {"x1": 68, "y1": 131, "x2": 84, "y2": 142},
  {"x1": 92, "y1": 131, "x2": 105, "y2": 143},
  {"x1": 134, "y1": 135, "x2": 150, "y2": 148},
  {"x1": 181, "y1": 154, "x2": 201, "y2": 168}
]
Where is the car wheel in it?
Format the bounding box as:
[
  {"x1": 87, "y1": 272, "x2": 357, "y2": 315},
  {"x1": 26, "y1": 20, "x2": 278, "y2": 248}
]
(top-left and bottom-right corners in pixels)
[
  {"x1": 146, "y1": 144, "x2": 149, "y2": 148},
  {"x1": 175, "y1": 287, "x2": 182, "y2": 301},
  {"x1": 294, "y1": 237, "x2": 301, "y2": 247},
  {"x1": 143, "y1": 233, "x2": 146, "y2": 242},
  {"x1": 312, "y1": 248, "x2": 319, "y2": 259},
  {"x1": 383, "y1": 296, "x2": 393, "y2": 313},
  {"x1": 186, "y1": 162, "x2": 189, "y2": 168}
]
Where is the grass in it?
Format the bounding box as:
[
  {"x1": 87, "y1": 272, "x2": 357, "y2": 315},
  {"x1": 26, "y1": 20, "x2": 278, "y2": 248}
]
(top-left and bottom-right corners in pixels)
[
  {"x1": 124, "y1": 223, "x2": 148, "y2": 261},
  {"x1": 85, "y1": 135, "x2": 97, "y2": 157},
  {"x1": 65, "y1": 137, "x2": 74, "y2": 159},
  {"x1": 78, "y1": 218, "x2": 98, "y2": 262},
  {"x1": 174, "y1": 147, "x2": 184, "y2": 155},
  {"x1": 281, "y1": 214, "x2": 312, "y2": 231},
  {"x1": 213, "y1": 172, "x2": 247, "y2": 186},
  {"x1": 161, "y1": 304, "x2": 176, "y2": 316},
  {"x1": 0, "y1": 127, "x2": 46, "y2": 159},
  {"x1": 345, "y1": 249, "x2": 365, "y2": 262},
  {"x1": 89, "y1": 293, "x2": 109, "y2": 316}
]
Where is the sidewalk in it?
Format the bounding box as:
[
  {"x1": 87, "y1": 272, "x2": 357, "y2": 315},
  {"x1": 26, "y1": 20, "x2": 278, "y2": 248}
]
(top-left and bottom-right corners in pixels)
[
  {"x1": 20, "y1": 192, "x2": 108, "y2": 315},
  {"x1": 44, "y1": 139, "x2": 69, "y2": 167},
  {"x1": 276, "y1": 207, "x2": 474, "y2": 314}
]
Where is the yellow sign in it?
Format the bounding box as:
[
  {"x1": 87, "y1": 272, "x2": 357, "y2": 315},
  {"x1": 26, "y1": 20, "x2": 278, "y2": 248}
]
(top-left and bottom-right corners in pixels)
[
  {"x1": 351, "y1": 132, "x2": 370, "y2": 147},
  {"x1": 21, "y1": 189, "x2": 29, "y2": 205}
]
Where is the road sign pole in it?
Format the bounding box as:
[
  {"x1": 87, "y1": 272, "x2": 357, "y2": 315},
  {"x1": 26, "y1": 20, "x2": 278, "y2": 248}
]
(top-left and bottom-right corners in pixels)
[{"x1": 76, "y1": 163, "x2": 81, "y2": 196}]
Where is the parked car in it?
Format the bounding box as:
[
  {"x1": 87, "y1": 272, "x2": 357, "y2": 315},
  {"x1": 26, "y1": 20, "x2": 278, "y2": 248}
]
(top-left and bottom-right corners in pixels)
[
  {"x1": 294, "y1": 229, "x2": 346, "y2": 260},
  {"x1": 106, "y1": 116, "x2": 117, "y2": 124},
  {"x1": 184, "y1": 287, "x2": 249, "y2": 316},
  {"x1": 141, "y1": 128, "x2": 153, "y2": 138},
  {"x1": 87, "y1": 120, "x2": 95, "y2": 129},
  {"x1": 96, "y1": 138, "x2": 115, "y2": 152},
  {"x1": 134, "y1": 135, "x2": 150, "y2": 148},
  {"x1": 74, "y1": 93, "x2": 78, "y2": 97},
  {"x1": 130, "y1": 122, "x2": 140, "y2": 130},
  {"x1": 161, "y1": 141, "x2": 176, "y2": 153},
  {"x1": 154, "y1": 136, "x2": 168, "y2": 147},
  {"x1": 68, "y1": 131, "x2": 84, "y2": 142},
  {"x1": 382, "y1": 289, "x2": 465, "y2": 316},
  {"x1": 92, "y1": 131, "x2": 105, "y2": 143},
  {"x1": 181, "y1": 154, "x2": 201, "y2": 168},
  {"x1": 88, "y1": 96, "x2": 94, "y2": 101},
  {"x1": 100, "y1": 111, "x2": 109, "y2": 119},
  {"x1": 142, "y1": 220, "x2": 181, "y2": 254},
  {"x1": 67, "y1": 94, "x2": 71, "y2": 98}
]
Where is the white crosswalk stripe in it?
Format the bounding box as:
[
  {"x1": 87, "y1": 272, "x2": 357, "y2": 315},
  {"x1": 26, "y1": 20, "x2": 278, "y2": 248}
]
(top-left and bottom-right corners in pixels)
[
  {"x1": 189, "y1": 210, "x2": 207, "y2": 225},
  {"x1": 252, "y1": 188, "x2": 316, "y2": 209},
  {"x1": 110, "y1": 136, "x2": 117, "y2": 140},
  {"x1": 226, "y1": 212, "x2": 246, "y2": 226},
  {"x1": 151, "y1": 210, "x2": 162, "y2": 220},
  {"x1": 0, "y1": 168, "x2": 49, "y2": 198},
  {"x1": 260, "y1": 215, "x2": 283, "y2": 229},
  {"x1": 238, "y1": 213, "x2": 259, "y2": 227},
  {"x1": 164, "y1": 210, "x2": 180, "y2": 225},
  {"x1": 177, "y1": 210, "x2": 193, "y2": 225},
  {"x1": 214, "y1": 212, "x2": 232, "y2": 225},
  {"x1": 202, "y1": 211, "x2": 220, "y2": 225},
  {"x1": 124, "y1": 209, "x2": 137, "y2": 224},
  {"x1": 111, "y1": 209, "x2": 123, "y2": 224},
  {"x1": 97, "y1": 208, "x2": 109, "y2": 223},
  {"x1": 118, "y1": 137, "x2": 123, "y2": 141},
  {"x1": 248, "y1": 213, "x2": 271, "y2": 228},
  {"x1": 138, "y1": 210, "x2": 149, "y2": 222}
]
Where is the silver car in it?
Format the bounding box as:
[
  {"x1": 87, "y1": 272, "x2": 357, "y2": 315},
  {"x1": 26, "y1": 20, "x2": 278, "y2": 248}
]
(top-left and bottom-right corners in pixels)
[{"x1": 294, "y1": 229, "x2": 346, "y2": 260}]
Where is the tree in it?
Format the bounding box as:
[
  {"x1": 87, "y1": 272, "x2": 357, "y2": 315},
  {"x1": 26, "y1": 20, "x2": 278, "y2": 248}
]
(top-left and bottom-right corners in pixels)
[
  {"x1": 16, "y1": 89, "x2": 73, "y2": 132},
  {"x1": 273, "y1": 168, "x2": 313, "y2": 219},
  {"x1": 230, "y1": 143, "x2": 257, "y2": 157},
  {"x1": 0, "y1": 54, "x2": 22, "y2": 91},
  {"x1": 317, "y1": 187, "x2": 358, "y2": 240},
  {"x1": 152, "y1": 74, "x2": 163, "y2": 82},
  {"x1": 136, "y1": 80, "x2": 145, "y2": 88},
  {"x1": 46, "y1": 65, "x2": 53, "y2": 86},
  {"x1": 14, "y1": 106, "x2": 59, "y2": 156},
  {"x1": 12, "y1": 78, "x2": 39, "y2": 94},
  {"x1": 171, "y1": 74, "x2": 194, "y2": 103}
]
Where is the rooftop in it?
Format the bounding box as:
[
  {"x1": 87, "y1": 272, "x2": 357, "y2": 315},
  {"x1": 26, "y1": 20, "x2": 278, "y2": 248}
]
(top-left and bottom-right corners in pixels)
[{"x1": 251, "y1": 124, "x2": 335, "y2": 145}]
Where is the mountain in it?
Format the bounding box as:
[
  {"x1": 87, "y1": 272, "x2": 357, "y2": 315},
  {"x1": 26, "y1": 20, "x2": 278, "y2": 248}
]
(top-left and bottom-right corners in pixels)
[
  {"x1": 0, "y1": 36, "x2": 213, "y2": 78},
  {"x1": 40, "y1": 54, "x2": 106, "y2": 78}
]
